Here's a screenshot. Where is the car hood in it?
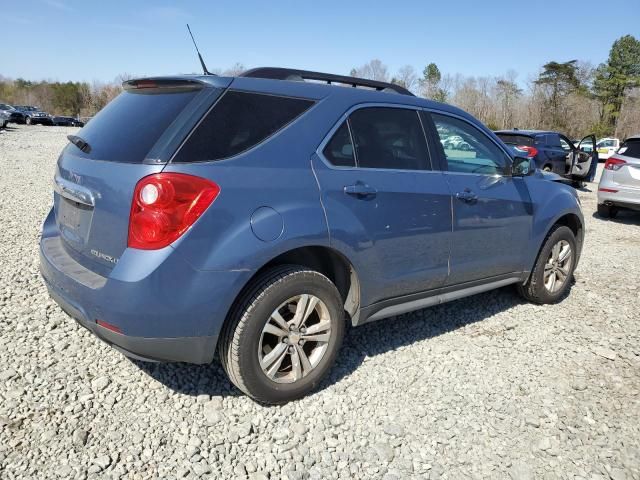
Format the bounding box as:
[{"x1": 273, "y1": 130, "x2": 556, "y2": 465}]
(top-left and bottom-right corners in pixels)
[{"x1": 536, "y1": 169, "x2": 574, "y2": 185}]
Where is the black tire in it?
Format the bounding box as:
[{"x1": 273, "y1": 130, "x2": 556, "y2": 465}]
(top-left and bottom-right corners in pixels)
[
  {"x1": 517, "y1": 225, "x2": 577, "y2": 304},
  {"x1": 597, "y1": 203, "x2": 618, "y2": 218},
  {"x1": 25, "y1": 117, "x2": 32, "y2": 125},
  {"x1": 219, "y1": 265, "x2": 345, "y2": 404},
  {"x1": 543, "y1": 165, "x2": 552, "y2": 172}
]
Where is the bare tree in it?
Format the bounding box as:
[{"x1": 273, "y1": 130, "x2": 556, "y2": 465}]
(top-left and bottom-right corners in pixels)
[
  {"x1": 351, "y1": 59, "x2": 389, "y2": 82},
  {"x1": 393, "y1": 65, "x2": 418, "y2": 92}
]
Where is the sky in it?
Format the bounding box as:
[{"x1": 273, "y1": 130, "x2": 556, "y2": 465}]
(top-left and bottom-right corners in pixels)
[{"x1": 2, "y1": 0, "x2": 639, "y2": 86}]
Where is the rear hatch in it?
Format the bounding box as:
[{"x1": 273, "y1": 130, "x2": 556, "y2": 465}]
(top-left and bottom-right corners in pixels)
[{"x1": 53, "y1": 77, "x2": 228, "y2": 274}]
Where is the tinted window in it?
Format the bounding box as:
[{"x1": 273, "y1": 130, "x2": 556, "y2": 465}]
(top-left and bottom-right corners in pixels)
[
  {"x1": 496, "y1": 133, "x2": 534, "y2": 147},
  {"x1": 323, "y1": 122, "x2": 355, "y2": 167},
  {"x1": 619, "y1": 139, "x2": 640, "y2": 159},
  {"x1": 71, "y1": 89, "x2": 200, "y2": 163},
  {"x1": 174, "y1": 91, "x2": 314, "y2": 162},
  {"x1": 431, "y1": 113, "x2": 509, "y2": 175},
  {"x1": 559, "y1": 137, "x2": 572, "y2": 151},
  {"x1": 348, "y1": 108, "x2": 430, "y2": 170}
]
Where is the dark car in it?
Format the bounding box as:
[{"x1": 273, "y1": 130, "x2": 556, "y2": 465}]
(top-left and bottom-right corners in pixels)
[
  {"x1": 53, "y1": 115, "x2": 85, "y2": 127},
  {"x1": 14, "y1": 105, "x2": 54, "y2": 125},
  {"x1": 495, "y1": 129, "x2": 597, "y2": 183},
  {"x1": 40, "y1": 68, "x2": 585, "y2": 403},
  {"x1": 0, "y1": 103, "x2": 26, "y2": 124}
]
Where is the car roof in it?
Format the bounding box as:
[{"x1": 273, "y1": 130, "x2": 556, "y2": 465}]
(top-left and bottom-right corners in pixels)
[
  {"x1": 624, "y1": 134, "x2": 640, "y2": 141},
  {"x1": 131, "y1": 72, "x2": 477, "y2": 122}
]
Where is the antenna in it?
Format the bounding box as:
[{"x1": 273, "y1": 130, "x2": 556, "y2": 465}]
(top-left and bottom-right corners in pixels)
[{"x1": 186, "y1": 24, "x2": 213, "y2": 76}]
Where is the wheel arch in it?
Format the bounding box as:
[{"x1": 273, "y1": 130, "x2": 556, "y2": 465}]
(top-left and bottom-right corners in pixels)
[{"x1": 223, "y1": 245, "x2": 361, "y2": 331}]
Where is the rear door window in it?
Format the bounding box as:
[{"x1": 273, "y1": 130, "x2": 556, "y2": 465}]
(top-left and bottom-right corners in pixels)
[
  {"x1": 174, "y1": 91, "x2": 314, "y2": 162},
  {"x1": 71, "y1": 88, "x2": 201, "y2": 163},
  {"x1": 348, "y1": 107, "x2": 431, "y2": 170}
]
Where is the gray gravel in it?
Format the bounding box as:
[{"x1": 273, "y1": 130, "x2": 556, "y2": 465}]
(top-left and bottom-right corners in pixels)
[{"x1": 1, "y1": 124, "x2": 639, "y2": 479}]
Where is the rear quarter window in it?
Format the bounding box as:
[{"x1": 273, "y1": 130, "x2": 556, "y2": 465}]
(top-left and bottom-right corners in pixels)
[
  {"x1": 173, "y1": 91, "x2": 314, "y2": 163},
  {"x1": 619, "y1": 139, "x2": 640, "y2": 159}
]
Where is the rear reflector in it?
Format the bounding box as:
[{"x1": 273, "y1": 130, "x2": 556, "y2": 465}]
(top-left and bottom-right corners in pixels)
[
  {"x1": 598, "y1": 188, "x2": 618, "y2": 193},
  {"x1": 96, "y1": 320, "x2": 122, "y2": 334},
  {"x1": 604, "y1": 157, "x2": 626, "y2": 171},
  {"x1": 128, "y1": 173, "x2": 220, "y2": 250}
]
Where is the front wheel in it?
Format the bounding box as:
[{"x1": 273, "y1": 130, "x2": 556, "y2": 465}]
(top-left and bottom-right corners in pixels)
[
  {"x1": 219, "y1": 265, "x2": 345, "y2": 404},
  {"x1": 517, "y1": 225, "x2": 577, "y2": 304},
  {"x1": 25, "y1": 117, "x2": 32, "y2": 125}
]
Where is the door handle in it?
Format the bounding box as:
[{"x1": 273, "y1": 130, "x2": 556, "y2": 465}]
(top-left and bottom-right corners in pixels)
[
  {"x1": 344, "y1": 182, "x2": 377, "y2": 198},
  {"x1": 455, "y1": 190, "x2": 478, "y2": 204}
]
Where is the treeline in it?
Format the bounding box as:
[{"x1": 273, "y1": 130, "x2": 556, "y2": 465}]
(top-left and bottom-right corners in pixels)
[
  {"x1": 350, "y1": 35, "x2": 640, "y2": 139},
  {"x1": 1, "y1": 35, "x2": 638, "y2": 138}
]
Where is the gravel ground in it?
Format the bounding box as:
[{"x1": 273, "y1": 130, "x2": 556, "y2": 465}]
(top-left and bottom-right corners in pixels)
[{"x1": 1, "y1": 124, "x2": 639, "y2": 480}]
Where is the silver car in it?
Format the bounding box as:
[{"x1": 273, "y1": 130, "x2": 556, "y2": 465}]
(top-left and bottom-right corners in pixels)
[{"x1": 597, "y1": 134, "x2": 640, "y2": 218}]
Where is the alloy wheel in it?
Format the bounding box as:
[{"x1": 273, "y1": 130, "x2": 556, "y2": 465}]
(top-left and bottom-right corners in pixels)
[
  {"x1": 258, "y1": 294, "x2": 332, "y2": 384},
  {"x1": 544, "y1": 240, "x2": 572, "y2": 293}
]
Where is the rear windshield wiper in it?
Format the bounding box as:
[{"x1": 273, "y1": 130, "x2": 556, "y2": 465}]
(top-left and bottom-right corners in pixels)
[{"x1": 67, "y1": 135, "x2": 91, "y2": 154}]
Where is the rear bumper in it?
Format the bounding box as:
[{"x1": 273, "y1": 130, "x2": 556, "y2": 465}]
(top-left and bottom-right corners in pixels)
[
  {"x1": 45, "y1": 284, "x2": 217, "y2": 363},
  {"x1": 39, "y1": 210, "x2": 252, "y2": 364}
]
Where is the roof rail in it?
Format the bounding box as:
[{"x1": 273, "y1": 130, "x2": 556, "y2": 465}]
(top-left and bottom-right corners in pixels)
[{"x1": 240, "y1": 67, "x2": 415, "y2": 96}]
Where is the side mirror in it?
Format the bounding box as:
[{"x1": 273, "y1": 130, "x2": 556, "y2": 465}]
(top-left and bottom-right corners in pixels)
[{"x1": 512, "y1": 156, "x2": 534, "y2": 176}]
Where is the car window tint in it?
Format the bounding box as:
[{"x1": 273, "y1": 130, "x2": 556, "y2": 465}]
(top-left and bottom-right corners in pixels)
[
  {"x1": 431, "y1": 113, "x2": 509, "y2": 175},
  {"x1": 174, "y1": 91, "x2": 314, "y2": 162},
  {"x1": 559, "y1": 138, "x2": 572, "y2": 151},
  {"x1": 495, "y1": 134, "x2": 534, "y2": 146},
  {"x1": 348, "y1": 107, "x2": 430, "y2": 170},
  {"x1": 619, "y1": 139, "x2": 640, "y2": 159},
  {"x1": 323, "y1": 121, "x2": 355, "y2": 167},
  {"x1": 69, "y1": 89, "x2": 200, "y2": 163}
]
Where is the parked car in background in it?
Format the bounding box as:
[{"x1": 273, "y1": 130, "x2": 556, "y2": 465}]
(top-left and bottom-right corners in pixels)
[
  {"x1": 595, "y1": 137, "x2": 620, "y2": 161},
  {"x1": 53, "y1": 115, "x2": 85, "y2": 127},
  {"x1": 495, "y1": 129, "x2": 596, "y2": 184},
  {"x1": 40, "y1": 69, "x2": 585, "y2": 403},
  {"x1": 0, "y1": 103, "x2": 26, "y2": 124},
  {"x1": 14, "y1": 105, "x2": 54, "y2": 125},
  {"x1": 597, "y1": 135, "x2": 640, "y2": 218},
  {"x1": 0, "y1": 109, "x2": 9, "y2": 129}
]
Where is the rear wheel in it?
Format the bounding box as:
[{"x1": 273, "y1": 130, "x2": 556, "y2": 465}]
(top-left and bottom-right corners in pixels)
[
  {"x1": 597, "y1": 203, "x2": 618, "y2": 218},
  {"x1": 543, "y1": 165, "x2": 552, "y2": 172},
  {"x1": 219, "y1": 265, "x2": 345, "y2": 404},
  {"x1": 517, "y1": 225, "x2": 577, "y2": 304},
  {"x1": 25, "y1": 117, "x2": 32, "y2": 125}
]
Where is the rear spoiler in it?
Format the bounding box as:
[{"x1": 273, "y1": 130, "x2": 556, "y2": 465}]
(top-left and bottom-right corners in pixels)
[{"x1": 123, "y1": 78, "x2": 208, "y2": 91}]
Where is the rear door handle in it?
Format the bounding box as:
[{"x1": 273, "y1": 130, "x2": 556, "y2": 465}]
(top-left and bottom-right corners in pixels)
[
  {"x1": 455, "y1": 190, "x2": 478, "y2": 204},
  {"x1": 344, "y1": 182, "x2": 377, "y2": 199}
]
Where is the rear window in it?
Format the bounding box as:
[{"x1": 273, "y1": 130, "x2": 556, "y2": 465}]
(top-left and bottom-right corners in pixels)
[
  {"x1": 173, "y1": 91, "x2": 314, "y2": 163},
  {"x1": 496, "y1": 134, "x2": 534, "y2": 147},
  {"x1": 68, "y1": 89, "x2": 200, "y2": 163},
  {"x1": 619, "y1": 139, "x2": 640, "y2": 159}
]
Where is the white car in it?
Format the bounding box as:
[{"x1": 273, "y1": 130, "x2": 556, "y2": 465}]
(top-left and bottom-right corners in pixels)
[
  {"x1": 597, "y1": 135, "x2": 640, "y2": 218},
  {"x1": 595, "y1": 138, "x2": 620, "y2": 161}
]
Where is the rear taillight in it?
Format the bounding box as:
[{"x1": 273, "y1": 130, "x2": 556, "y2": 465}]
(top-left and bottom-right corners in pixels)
[
  {"x1": 128, "y1": 173, "x2": 220, "y2": 250},
  {"x1": 516, "y1": 145, "x2": 538, "y2": 158},
  {"x1": 604, "y1": 157, "x2": 626, "y2": 171}
]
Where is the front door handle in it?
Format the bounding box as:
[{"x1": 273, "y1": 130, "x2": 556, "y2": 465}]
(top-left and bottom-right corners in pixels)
[
  {"x1": 455, "y1": 189, "x2": 478, "y2": 204},
  {"x1": 344, "y1": 182, "x2": 377, "y2": 199}
]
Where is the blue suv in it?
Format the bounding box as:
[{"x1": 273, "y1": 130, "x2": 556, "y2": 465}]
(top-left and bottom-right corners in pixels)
[{"x1": 40, "y1": 68, "x2": 584, "y2": 403}]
